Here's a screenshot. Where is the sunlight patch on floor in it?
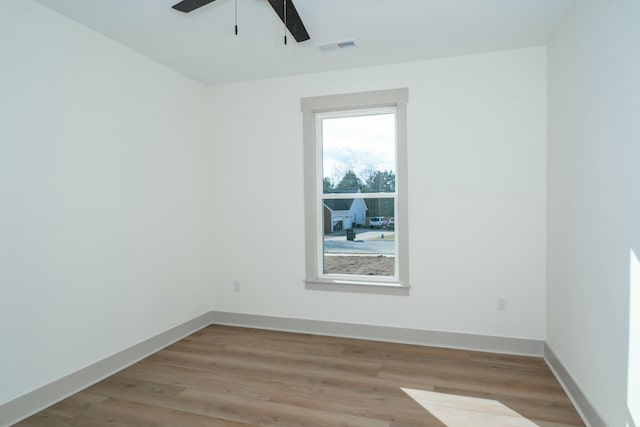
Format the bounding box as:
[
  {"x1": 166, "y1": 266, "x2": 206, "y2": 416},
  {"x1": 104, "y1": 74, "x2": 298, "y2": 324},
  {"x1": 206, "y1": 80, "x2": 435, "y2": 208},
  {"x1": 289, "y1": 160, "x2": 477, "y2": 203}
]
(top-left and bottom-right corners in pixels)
[{"x1": 402, "y1": 388, "x2": 539, "y2": 427}]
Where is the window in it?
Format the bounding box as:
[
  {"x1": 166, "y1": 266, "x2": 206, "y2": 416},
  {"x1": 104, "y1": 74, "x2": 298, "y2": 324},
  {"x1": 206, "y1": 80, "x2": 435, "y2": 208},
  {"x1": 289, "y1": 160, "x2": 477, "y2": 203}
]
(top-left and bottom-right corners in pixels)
[{"x1": 302, "y1": 89, "x2": 409, "y2": 290}]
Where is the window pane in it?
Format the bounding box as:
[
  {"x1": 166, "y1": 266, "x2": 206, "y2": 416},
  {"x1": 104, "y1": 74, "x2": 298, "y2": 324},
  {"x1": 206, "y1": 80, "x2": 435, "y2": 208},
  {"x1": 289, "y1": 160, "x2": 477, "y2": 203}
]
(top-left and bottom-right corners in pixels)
[
  {"x1": 322, "y1": 113, "x2": 396, "y2": 194},
  {"x1": 302, "y1": 88, "x2": 408, "y2": 288},
  {"x1": 322, "y1": 197, "x2": 395, "y2": 277}
]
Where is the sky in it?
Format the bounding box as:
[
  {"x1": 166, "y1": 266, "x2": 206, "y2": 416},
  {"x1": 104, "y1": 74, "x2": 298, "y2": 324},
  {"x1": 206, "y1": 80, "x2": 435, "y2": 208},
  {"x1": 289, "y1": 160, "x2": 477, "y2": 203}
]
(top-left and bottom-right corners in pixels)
[{"x1": 322, "y1": 113, "x2": 396, "y2": 184}]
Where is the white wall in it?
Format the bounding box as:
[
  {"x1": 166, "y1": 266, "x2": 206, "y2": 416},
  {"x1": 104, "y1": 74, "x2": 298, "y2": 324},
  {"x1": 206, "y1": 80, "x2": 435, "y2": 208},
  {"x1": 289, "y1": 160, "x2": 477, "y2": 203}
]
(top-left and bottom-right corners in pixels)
[
  {"x1": 0, "y1": 0, "x2": 556, "y2": 412},
  {"x1": 547, "y1": 0, "x2": 640, "y2": 425},
  {"x1": 0, "y1": 0, "x2": 211, "y2": 404},
  {"x1": 209, "y1": 48, "x2": 547, "y2": 341}
]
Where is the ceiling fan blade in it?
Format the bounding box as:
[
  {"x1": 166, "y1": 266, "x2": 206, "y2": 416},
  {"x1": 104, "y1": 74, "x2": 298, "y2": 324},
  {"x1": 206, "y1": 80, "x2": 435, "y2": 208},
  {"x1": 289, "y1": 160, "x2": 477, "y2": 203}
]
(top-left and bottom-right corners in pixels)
[
  {"x1": 172, "y1": 0, "x2": 217, "y2": 13},
  {"x1": 266, "y1": 0, "x2": 310, "y2": 42}
]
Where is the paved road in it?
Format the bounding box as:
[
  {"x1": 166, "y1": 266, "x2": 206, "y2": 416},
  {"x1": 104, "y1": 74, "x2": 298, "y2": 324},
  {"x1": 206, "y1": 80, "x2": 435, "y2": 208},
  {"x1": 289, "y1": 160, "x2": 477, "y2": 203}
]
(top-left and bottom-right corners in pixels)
[
  {"x1": 325, "y1": 230, "x2": 392, "y2": 241},
  {"x1": 323, "y1": 239, "x2": 395, "y2": 255}
]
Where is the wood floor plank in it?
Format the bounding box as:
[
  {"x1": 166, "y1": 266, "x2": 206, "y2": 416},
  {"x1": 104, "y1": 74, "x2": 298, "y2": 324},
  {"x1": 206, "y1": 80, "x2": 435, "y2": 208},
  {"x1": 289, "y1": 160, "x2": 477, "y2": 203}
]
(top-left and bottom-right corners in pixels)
[
  {"x1": 432, "y1": 386, "x2": 583, "y2": 425},
  {"x1": 189, "y1": 326, "x2": 347, "y2": 357},
  {"x1": 164, "y1": 338, "x2": 227, "y2": 355},
  {"x1": 13, "y1": 412, "x2": 77, "y2": 427},
  {"x1": 72, "y1": 397, "x2": 259, "y2": 427},
  {"x1": 378, "y1": 357, "x2": 562, "y2": 391},
  {"x1": 269, "y1": 389, "x2": 445, "y2": 426},
  {"x1": 533, "y1": 421, "x2": 588, "y2": 427},
  {"x1": 85, "y1": 375, "x2": 186, "y2": 402},
  {"x1": 219, "y1": 343, "x2": 383, "y2": 375},
  {"x1": 340, "y1": 342, "x2": 472, "y2": 363},
  {"x1": 378, "y1": 362, "x2": 568, "y2": 401},
  {"x1": 115, "y1": 363, "x2": 277, "y2": 401},
  {"x1": 142, "y1": 348, "x2": 381, "y2": 390},
  {"x1": 150, "y1": 343, "x2": 382, "y2": 378},
  {"x1": 41, "y1": 391, "x2": 108, "y2": 418},
  {"x1": 167, "y1": 388, "x2": 391, "y2": 427},
  {"x1": 16, "y1": 325, "x2": 585, "y2": 427}
]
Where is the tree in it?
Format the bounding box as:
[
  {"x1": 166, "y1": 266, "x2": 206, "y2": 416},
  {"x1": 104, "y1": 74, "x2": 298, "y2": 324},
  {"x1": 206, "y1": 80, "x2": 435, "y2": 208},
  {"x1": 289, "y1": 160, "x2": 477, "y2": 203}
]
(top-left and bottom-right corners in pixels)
[
  {"x1": 329, "y1": 169, "x2": 396, "y2": 217},
  {"x1": 335, "y1": 169, "x2": 363, "y2": 191},
  {"x1": 359, "y1": 163, "x2": 378, "y2": 188},
  {"x1": 363, "y1": 170, "x2": 396, "y2": 217},
  {"x1": 323, "y1": 177, "x2": 334, "y2": 193},
  {"x1": 363, "y1": 170, "x2": 395, "y2": 193},
  {"x1": 330, "y1": 161, "x2": 356, "y2": 188},
  {"x1": 365, "y1": 198, "x2": 395, "y2": 218}
]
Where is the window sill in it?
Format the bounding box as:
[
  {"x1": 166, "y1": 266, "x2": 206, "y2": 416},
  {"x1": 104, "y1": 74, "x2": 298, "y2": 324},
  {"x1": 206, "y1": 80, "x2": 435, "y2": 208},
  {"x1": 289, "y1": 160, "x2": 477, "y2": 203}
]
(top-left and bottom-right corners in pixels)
[{"x1": 304, "y1": 279, "x2": 411, "y2": 295}]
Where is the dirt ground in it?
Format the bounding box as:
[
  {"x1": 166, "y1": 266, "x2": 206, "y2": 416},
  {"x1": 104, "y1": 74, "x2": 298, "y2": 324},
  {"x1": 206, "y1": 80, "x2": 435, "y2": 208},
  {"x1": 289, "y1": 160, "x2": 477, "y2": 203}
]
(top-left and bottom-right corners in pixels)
[{"x1": 324, "y1": 255, "x2": 395, "y2": 276}]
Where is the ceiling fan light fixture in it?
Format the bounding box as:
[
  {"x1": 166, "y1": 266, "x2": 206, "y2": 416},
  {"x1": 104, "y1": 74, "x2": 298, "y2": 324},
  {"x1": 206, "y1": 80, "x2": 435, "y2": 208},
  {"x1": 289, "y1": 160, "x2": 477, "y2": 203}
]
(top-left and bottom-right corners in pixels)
[
  {"x1": 317, "y1": 39, "x2": 358, "y2": 51},
  {"x1": 172, "y1": 0, "x2": 310, "y2": 42}
]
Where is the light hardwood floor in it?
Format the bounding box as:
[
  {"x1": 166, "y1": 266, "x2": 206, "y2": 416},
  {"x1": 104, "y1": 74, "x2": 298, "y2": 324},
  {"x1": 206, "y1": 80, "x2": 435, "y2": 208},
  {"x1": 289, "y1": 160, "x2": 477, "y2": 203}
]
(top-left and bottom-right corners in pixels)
[{"x1": 16, "y1": 325, "x2": 585, "y2": 426}]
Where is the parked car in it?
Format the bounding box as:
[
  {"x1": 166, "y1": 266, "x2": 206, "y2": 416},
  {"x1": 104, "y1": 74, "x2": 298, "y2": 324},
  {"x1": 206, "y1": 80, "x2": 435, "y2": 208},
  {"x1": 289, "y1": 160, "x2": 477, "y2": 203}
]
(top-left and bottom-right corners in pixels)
[
  {"x1": 387, "y1": 217, "x2": 395, "y2": 230},
  {"x1": 369, "y1": 216, "x2": 387, "y2": 228}
]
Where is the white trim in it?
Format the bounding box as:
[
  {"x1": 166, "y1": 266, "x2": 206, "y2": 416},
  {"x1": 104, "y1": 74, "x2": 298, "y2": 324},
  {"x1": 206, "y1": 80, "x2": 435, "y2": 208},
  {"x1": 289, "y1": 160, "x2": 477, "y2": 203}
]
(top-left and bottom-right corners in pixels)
[
  {"x1": 210, "y1": 311, "x2": 544, "y2": 356},
  {"x1": 0, "y1": 312, "x2": 212, "y2": 427},
  {"x1": 321, "y1": 192, "x2": 395, "y2": 199},
  {"x1": 8, "y1": 312, "x2": 595, "y2": 427},
  {"x1": 302, "y1": 88, "x2": 410, "y2": 290},
  {"x1": 317, "y1": 106, "x2": 396, "y2": 120},
  {"x1": 305, "y1": 278, "x2": 410, "y2": 295},
  {"x1": 544, "y1": 343, "x2": 608, "y2": 427}
]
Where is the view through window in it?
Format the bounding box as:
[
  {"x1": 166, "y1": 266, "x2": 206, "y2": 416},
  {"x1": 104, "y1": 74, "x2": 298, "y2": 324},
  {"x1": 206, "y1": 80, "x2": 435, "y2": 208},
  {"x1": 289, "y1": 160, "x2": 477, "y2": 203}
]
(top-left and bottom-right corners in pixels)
[
  {"x1": 302, "y1": 88, "x2": 408, "y2": 289},
  {"x1": 320, "y1": 109, "x2": 397, "y2": 280}
]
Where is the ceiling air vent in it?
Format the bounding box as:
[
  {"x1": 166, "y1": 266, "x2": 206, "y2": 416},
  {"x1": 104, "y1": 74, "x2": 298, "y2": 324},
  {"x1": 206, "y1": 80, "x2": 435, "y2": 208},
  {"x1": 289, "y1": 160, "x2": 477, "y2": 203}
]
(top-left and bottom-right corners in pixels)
[{"x1": 317, "y1": 40, "x2": 358, "y2": 51}]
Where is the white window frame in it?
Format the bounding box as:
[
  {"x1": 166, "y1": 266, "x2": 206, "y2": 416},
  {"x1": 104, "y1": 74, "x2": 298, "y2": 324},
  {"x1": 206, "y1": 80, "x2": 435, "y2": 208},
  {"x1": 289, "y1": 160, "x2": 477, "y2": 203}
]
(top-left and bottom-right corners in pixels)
[{"x1": 301, "y1": 88, "x2": 409, "y2": 292}]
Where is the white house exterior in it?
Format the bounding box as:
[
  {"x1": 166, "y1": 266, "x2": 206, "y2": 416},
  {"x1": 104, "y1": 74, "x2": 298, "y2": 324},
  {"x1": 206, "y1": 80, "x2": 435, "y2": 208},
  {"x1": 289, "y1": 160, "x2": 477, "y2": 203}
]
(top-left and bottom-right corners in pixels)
[{"x1": 323, "y1": 190, "x2": 368, "y2": 232}]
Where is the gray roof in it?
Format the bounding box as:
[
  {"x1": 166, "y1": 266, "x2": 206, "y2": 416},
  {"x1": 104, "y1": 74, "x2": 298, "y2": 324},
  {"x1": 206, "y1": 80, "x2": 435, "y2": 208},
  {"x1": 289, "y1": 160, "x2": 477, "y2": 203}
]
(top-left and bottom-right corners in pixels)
[{"x1": 323, "y1": 199, "x2": 353, "y2": 211}]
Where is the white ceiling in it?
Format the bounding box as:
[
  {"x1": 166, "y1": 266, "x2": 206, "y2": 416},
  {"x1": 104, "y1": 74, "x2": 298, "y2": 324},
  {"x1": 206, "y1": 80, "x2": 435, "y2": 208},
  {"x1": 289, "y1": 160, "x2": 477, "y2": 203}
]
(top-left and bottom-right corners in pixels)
[{"x1": 33, "y1": 0, "x2": 577, "y2": 86}]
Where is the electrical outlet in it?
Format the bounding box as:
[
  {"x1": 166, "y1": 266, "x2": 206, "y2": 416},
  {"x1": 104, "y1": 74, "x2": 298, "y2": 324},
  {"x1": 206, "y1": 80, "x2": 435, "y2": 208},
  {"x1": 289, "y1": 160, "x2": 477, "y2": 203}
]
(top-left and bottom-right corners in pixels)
[
  {"x1": 233, "y1": 281, "x2": 240, "y2": 292},
  {"x1": 497, "y1": 297, "x2": 507, "y2": 311}
]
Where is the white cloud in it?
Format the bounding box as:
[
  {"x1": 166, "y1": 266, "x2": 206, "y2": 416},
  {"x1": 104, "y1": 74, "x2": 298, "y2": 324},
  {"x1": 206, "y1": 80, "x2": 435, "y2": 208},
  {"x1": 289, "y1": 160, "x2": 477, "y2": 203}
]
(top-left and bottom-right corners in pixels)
[{"x1": 322, "y1": 113, "x2": 395, "y2": 182}]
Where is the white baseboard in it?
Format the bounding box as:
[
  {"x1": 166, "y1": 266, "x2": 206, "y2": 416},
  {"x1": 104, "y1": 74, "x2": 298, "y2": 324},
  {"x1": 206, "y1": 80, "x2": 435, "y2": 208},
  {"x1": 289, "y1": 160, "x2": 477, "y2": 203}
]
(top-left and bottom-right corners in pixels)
[
  {"x1": 210, "y1": 311, "x2": 545, "y2": 356},
  {"x1": 10, "y1": 311, "x2": 607, "y2": 427},
  {"x1": 0, "y1": 312, "x2": 212, "y2": 427},
  {"x1": 219, "y1": 312, "x2": 607, "y2": 427},
  {"x1": 544, "y1": 343, "x2": 608, "y2": 427}
]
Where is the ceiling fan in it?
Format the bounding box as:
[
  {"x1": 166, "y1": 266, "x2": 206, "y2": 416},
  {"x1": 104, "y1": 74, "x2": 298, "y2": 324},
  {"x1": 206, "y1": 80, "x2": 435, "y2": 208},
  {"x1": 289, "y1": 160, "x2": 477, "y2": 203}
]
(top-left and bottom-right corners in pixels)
[{"x1": 172, "y1": 0, "x2": 310, "y2": 43}]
